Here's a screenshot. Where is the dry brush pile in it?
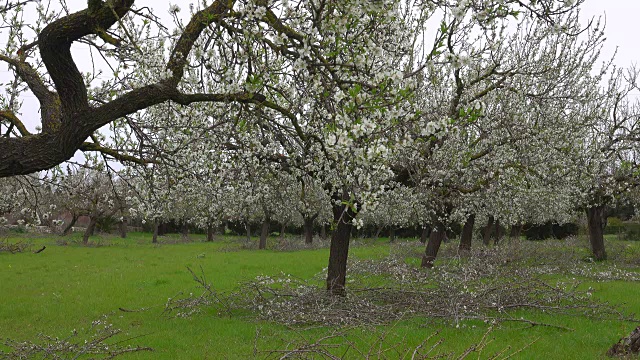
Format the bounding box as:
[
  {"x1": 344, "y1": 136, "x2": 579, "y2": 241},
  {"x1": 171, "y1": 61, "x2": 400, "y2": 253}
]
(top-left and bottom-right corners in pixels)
[
  {"x1": 0, "y1": 315, "x2": 152, "y2": 359},
  {"x1": 165, "y1": 238, "x2": 639, "y2": 330}
]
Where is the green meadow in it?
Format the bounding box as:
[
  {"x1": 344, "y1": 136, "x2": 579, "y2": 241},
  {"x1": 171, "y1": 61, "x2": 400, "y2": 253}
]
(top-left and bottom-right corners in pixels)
[{"x1": 1, "y1": 232, "x2": 639, "y2": 359}]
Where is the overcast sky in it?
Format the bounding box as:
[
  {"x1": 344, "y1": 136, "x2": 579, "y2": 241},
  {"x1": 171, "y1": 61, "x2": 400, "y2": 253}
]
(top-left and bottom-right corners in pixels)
[
  {"x1": 3, "y1": 0, "x2": 640, "y2": 133},
  {"x1": 580, "y1": 0, "x2": 640, "y2": 71}
]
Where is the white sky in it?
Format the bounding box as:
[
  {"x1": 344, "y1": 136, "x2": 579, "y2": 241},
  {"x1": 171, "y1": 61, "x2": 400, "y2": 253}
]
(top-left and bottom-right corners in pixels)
[
  {"x1": 580, "y1": 0, "x2": 640, "y2": 70},
  {"x1": 2, "y1": 0, "x2": 640, "y2": 139}
]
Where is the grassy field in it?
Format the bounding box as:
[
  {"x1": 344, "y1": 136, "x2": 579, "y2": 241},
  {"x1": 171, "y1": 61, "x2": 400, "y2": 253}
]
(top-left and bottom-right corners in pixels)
[{"x1": 1, "y1": 231, "x2": 639, "y2": 359}]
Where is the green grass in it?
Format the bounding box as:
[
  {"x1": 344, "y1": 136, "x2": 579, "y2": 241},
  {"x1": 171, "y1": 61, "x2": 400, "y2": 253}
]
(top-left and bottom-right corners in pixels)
[{"x1": 1, "y1": 232, "x2": 639, "y2": 359}]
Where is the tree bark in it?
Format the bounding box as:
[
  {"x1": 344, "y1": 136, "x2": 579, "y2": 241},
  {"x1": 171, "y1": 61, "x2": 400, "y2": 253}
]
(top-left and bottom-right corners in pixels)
[
  {"x1": 320, "y1": 224, "x2": 327, "y2": 239},
  {"x1": 493, "y1": 219, "x2": 502, "y2": 246},
  {"x1": 303, "y1": 216, "x2": 314, "y2": 244},
  {"x1": 483, "y1": 215, "x2": 494, "y2": 246},
  {"x1": 279, "y1": 223, "x2": 286, "y2": 241},
  {"x1": 389, "y1": 227, "x2": 396, "y2": 242},
  {"x1": 206, "y1": 223, "x2": 215, "y2": 242},
  {"x1": 420, "y1": 226, "x2": 430, "y2": 244},
  {"x1": 61, "y1": 213, "x2": 78, "y2": 236},
  {"x1": 0, "y1": 0, "x2": 241, "y2": 178},
  {"x1": 259, "y1": 217, "x2": 270, "y2": 250},
  {"x1": 181, "y1": 222, "x2": 189, "y2": 239},
  {"x1": 245, "y1": 222, "x2": 251, "y2": 243},
  {"x1": 152, "y1": 220, "x2": 159, "y2": 244},
  {"x1": 158, "y1": 222, "x2": 166, "y2": 236},
  {"x1": 82, "y1": 217, "x2": 96, "y2": 245},
  {"x1": 119, "y1": 217, "x2": 127, "y2": 238},
  {"x1": 586, "y1": 205, "x2": 607, "y2": 261},
  {"x1": 422, "y1": 222, "x2": 446, "y2": 268},
  {"x1": 326, "y1": 192, "x2": 356, "y2": 296},
  {"x1": 459, "y1": 214, "x2": 475, "y2": 253}
]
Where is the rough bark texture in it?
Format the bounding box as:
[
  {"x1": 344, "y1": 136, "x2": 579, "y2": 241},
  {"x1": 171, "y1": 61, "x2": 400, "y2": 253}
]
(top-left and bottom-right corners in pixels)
[
  {"x1": 0, "y1": 0, "x2": 250, "y2": 178},
  {"x1": 82, "y1": 217, "x2": 96, "y2": 245},
  {"x1": 483, "y1": 215, "x2": 494, "y2": 246},
  {"x1": 422, "y1": 222, "x2": 446, "y2": 268},
  {"x1": 420, "y1": 226, "x2": 430, "y2": 244},
  {"x1": 326, "y1": 193, "x2": 355, "y2": 296},
  {"x1": 586, "y1": 206, "x2": 607, "y2": 261},
  {"x1": 303, "y1": 216, "x2": 314, "y2": 244},
  {"x1": 459, "y1": 214, "x2": 475, "y2": 253},
  {"x1": 259, "y1": 217, "x2": 270, "y2": 250}
]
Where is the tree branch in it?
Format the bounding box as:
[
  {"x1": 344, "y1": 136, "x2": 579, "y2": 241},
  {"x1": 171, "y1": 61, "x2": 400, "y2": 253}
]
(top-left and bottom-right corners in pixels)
[{"x1": 0, "y1": 110, "x2": 31, "y2": 137}]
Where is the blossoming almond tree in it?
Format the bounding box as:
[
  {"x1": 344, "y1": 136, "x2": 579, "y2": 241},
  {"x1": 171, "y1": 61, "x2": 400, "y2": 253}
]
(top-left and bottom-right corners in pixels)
[
  {"x1": 574, "y1": 66, "x2": 640, "y2": 260},
  {"x1": 387, "y1": 1, "x2": 605, "y2": 266}
]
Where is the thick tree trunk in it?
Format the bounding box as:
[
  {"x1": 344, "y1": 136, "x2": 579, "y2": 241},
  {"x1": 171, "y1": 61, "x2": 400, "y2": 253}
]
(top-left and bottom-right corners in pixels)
[
  {"x1": 303, "y1": 216, "x2": 314, "y2": 244},
  {"x1": 119, "y1": 217, "x2": 127, "y2": 238},
  {"x1": 82, "y1": 217, "x2": 96, "y2": 245},
  {"x1": 61, "y1": 214, "x2": 78, "y2": 236},
  {"x1": 483, "y1": 215, "x2": 494, "y2": 246},
  {"x1": 326, "y1": 193, "x2": 355, "y2": 296},
  {"x1": 279, "y1": 223, "x2": 286, "y2": 241},
  {"x1": 207, "y1": 223, "x2": 215, "y2": 242},
  {"x1": 158, "y1": 222, "x2": 166, "y2": 236},
  {"x1": 586, "y1": 206, "x2": 607, "y2": 261},
  {"x1": 259, "y1": 217, "x2": 269, "y2": 250},
  {"x1": 152, "y1": 220, "x2": 159, "y2": 243},
  {"x1": 420, "y1": 226, "x2": 430, "y2": 244},
  {"x1": 422, "y1": 222, "x2": 446, "y2": 268},
  {"x1": 181, "y1": 222, "x2": 189, "y2": 239},
  {"x1": 459, "y1": 214, "x2": 475, "y2": 253},
  {"x1": 493, "y1": 219, "x2": 502, "y2": 246}
]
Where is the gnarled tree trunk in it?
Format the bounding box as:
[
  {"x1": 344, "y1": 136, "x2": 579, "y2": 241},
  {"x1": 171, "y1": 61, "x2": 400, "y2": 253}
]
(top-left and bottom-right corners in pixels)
[
  {"x1": 483, "y1": 215, "x2": 494, "y2": 246},
  {"x1": 326, "y1": 192, "x2": 356, "y2": 296},
  {"x1": 586, "y1": 205, "x2": 607, "y2": 261},
  {"x1": 459, "y1": 214, "x2": 475, "y2": 253},
  {"x1": 422, "y1": 222, "x2": 446, "y2": 268},
  {"x1": 420, "y1": 225, "x2": 430, "y2": 244},
  {"x1": 82, "y1": 217, "x2": 96, "y2": 245},
  {"x1": 61, "y1": 213, "x2": 78, "y2": 236}
]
